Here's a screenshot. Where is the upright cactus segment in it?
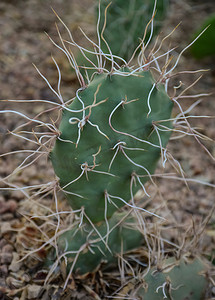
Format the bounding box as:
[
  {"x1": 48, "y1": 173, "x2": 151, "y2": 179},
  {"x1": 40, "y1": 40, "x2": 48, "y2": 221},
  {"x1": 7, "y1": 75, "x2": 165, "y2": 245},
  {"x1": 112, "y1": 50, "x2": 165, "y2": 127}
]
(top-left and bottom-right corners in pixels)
[
  {"x1": 50, "y1": 68, "x2": 173, "y2": 223},
  {"x1": 99, "y1": 0, "x2": 168, "y2": 60},
  {"x1": 48, "y1": 67, "x2": 173, "y2": 274},
  {"x1": 137, "y1": 257, "x2": 207, "y2": 299}
]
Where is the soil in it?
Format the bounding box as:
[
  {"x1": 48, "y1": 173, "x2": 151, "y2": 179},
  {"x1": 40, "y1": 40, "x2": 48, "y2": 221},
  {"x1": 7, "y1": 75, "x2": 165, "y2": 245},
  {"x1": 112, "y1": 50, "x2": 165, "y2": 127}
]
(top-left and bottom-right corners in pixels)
[{"x1": 0, "y1": 0, "x2": 215, "y2": 299}]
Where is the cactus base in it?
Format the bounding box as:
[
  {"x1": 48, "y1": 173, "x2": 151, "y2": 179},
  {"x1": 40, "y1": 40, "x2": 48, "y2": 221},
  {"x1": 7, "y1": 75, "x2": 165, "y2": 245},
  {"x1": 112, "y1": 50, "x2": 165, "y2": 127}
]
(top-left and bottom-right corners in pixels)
[{"x1": 47, "y1": 212, "x2": 142, "y2": 275}]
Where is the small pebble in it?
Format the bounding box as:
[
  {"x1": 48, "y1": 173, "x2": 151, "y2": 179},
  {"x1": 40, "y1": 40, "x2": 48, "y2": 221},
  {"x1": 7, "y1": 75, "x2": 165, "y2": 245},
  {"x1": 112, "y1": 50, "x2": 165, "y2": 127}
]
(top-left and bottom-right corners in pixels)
[
  {"x1": 1, "y1": 213, "x2": 14, "y2": 221},
  {"x1": 0, "y1": 279, "x2": 7, "y2": 295},
  {"x1": 2, "y1": 244, "x2": 13, "y2": 253},
  {"x1": 0, "y1": 222, "x2": 12, "y2": 235},
  {"x1": 27, "y1": 284, "x2": 42, "y2": 299},
  {"x1": 9, "y1": 252, "x2": 22, "y2": 272},
  {"x1": 0, "y1": 252, "x2": 13, "y2": 264},
  {"x1": 0, "y1": 238, "x2": 7, "y2": 249},
  {"x1": 11, "y1": 190, "x2": 24, "y2": 201},
  {"x1": 0, "y1": 199, "x2": 17, "y2": 214},
  {"x1": 6, "y1": 276, "x2": 23, "y2": 288},
  {"x1": 0, "y1": 264, "x2": 8, "y2": 277}
]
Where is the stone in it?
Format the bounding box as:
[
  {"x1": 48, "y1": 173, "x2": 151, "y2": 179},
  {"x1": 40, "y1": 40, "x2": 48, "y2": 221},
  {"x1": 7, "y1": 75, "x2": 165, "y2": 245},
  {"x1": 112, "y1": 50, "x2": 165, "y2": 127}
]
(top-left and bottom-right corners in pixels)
[{"x1": 27, "y1": 284, "x2": 42, "y2": 299}]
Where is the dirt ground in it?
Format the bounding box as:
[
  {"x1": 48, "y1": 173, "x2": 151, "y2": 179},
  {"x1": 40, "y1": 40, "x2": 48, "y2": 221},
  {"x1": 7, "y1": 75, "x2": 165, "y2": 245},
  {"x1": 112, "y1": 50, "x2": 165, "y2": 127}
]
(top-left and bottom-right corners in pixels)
[{"x1": 0, "y1": 0, "x2": 215, "y2": 299}]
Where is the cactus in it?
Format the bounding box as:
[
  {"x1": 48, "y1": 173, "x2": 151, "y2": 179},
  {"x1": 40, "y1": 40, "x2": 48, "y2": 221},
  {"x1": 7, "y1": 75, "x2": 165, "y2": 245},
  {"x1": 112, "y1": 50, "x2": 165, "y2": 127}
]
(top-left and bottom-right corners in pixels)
[
  {"x1": 99, "y1": 0, "x2": 168, "y2": 60},
  {"x1": 48, "y1": 67, "x2": 173, "y2": 274},
  {"x1": 77, "y1": 0, "x2": 168, "y2": 78},
  {"x1": 136, "y1": 257, "x2": 207, "y2": 299},
  {"x1": 50, "y1": 69, "x2": 173, "y2": 223},
  {"x1": 47, "y1": 212, "x2": 142, "y2": 274},
  {"x1": 2, "y1": 1, "x2": 213, "y2": 294}
]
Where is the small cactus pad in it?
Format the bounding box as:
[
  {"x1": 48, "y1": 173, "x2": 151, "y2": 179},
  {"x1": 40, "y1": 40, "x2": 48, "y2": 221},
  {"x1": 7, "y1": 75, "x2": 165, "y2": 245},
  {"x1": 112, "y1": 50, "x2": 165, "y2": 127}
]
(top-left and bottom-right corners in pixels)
[
  {"x1": 137, "y1": 257, "x2": 207, "y2": 299},
  {"x1": 50, "y1": 69, "x2": 173, "y2": 222},
  {"x1": 99, "y1": 0, "x2": 168, "y2": 60},
  {"x1": 47, "y1": 212, "x2": 142, "y2": 274}
]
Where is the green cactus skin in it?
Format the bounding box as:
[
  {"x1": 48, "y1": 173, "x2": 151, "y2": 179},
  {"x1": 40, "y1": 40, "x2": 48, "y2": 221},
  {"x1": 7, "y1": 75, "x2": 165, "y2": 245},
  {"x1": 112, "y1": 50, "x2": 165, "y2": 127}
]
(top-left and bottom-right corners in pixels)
[
  {"x1": 47, "y1": 212, "x2": 142, "y2": 274},
  {"x1": 137, "y1": 258, "x2": 207, "y2": 300},
  {"x1": 190, "y1": 14, "x2": 215, "y2": 59},
  {"x1": 99, "y1": 0, "x2": 168, "y2": 60},
  {"x1": 50, "y1": 68, "x2": 173, "y2": 223},
  {"x1": 77, "y1": 0, "x2": 168, "y2": 78}
]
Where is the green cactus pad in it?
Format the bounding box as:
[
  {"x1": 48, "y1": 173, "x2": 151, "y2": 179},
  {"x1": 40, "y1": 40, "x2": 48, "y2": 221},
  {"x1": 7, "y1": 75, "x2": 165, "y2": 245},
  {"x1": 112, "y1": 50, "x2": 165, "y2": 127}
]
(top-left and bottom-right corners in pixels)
[
  {"x1": 137, "y1": 257, "x2": 207, "y2": 299},
  {"x1": 47, "y1": 212, "x2": 142, "y2": 274},
  {"x1": 50, "y1": 69, "x2": 173, "y2": 222},
  {"x1": 99, "y1": 0, "x2": 168, "y2": 60}
]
